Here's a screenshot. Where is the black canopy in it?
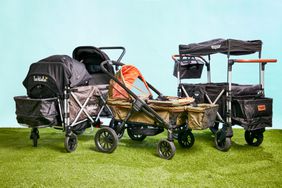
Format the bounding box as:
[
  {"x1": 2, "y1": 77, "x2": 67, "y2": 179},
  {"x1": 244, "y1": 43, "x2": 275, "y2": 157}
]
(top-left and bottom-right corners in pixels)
[
  {"x1": 73, "y1": 46, "x2": 113, "y2": 74},
  {"x1": 72, "y1": 46, "x2": 114, "y2": 85},
  {"x1": 23, "y1": 55, "x2": 92, "y2": 98},
  {"x1": 179, "y1": 38, "x2": 262, "y2": 56}
]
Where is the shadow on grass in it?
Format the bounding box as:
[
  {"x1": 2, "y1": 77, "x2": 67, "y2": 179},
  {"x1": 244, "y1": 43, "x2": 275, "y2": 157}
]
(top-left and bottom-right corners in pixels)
[
  {"x1": 0, "y1": 128, "x2": 97, "y2": 153},
  {"x1": 0, "y1": 128, "x2": 275, "y2": 161}
]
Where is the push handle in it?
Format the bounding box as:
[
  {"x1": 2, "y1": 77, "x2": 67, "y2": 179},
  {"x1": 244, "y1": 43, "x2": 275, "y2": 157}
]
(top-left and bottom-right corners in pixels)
[
  {"x1": 99, "y1": 46, "x2": 126, "y2": 62},
  {"x1": 230, "y1": 59, "x2": 277, "y2": 63}
]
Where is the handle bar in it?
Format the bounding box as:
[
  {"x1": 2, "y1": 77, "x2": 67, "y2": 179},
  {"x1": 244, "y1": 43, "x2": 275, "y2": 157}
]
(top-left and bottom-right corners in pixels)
[
  {"x1": 99, "y1": 46, "x2": 126, "y2": 63},
  {"x1": 229, "y1": 59, "x2": 277, "y2": 64}
]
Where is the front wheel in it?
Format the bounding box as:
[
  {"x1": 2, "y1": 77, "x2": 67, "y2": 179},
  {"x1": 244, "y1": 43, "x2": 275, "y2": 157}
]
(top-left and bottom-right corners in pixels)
[
  {"x1": 157, "y1": 139, "x2": 176, "y2": 160},
  {"x1": 64, "y1": 133, "x2": 78, "y2": 152},
  {"x1": 245, "y1": 130, "x2": 263, "y2": 146},
  {"x1": 214, "y1": 130, "x2": 231, "y2": 151},
  {"x1": 177, "y1": 130, "x2": 195, "y2": 148},
  {"x1": 95, "y1": 127, "x2": 118, "y2": 153}
]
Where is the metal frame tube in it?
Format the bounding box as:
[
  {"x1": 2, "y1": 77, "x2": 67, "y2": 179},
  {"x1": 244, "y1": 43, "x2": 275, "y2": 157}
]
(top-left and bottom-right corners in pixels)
[
  {"x1": 207, "y1": 55, "x2": 211, "y2": 83},
  {"x1": 63, "y1": 87, "x2": 70, "y2": 132}
]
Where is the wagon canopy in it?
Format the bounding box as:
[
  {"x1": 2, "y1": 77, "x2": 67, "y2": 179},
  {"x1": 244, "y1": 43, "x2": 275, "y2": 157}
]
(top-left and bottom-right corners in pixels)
[
  {"x1": 72, "y1": 46, "x2": 113, "y2": 74},
  {"x1": 179, "y1": 38, "x2": 262, "y2": 56},
  {"x1": 108, "y1": 65, "x2": 152, "y2": 100},
  {"x1": 23, "y1": 55, "x2": 92, "y2": 98}
]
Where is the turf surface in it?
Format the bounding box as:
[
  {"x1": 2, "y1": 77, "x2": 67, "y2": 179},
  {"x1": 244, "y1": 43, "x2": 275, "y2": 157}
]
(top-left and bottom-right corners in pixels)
[{"x1": 0, "y1": 128, "x2": 281, "y2": 188}]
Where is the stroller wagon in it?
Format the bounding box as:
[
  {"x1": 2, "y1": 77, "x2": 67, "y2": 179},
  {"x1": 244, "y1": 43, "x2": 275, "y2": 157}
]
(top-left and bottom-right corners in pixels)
[
  {"x1": 94, "y1": 61, "x2": 218, "y2": 159},
  {"x1": 14, "y1": 46, "x2": 125, "y2": 152},
  {"x1": 173, "y1": 38, "x2": 277, "y2": 151}
]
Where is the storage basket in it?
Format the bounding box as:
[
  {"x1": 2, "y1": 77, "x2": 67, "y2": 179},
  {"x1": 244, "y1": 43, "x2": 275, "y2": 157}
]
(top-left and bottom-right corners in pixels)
[
  {"x1": 14, "y1": 96, "x2": 59, "y2": 127},
  {"x1": 187, "y1": 104, "x2": 218, "y2": 130},
  {"x1": 232, "y1": 97, "x2": 272, "y2": 130}
]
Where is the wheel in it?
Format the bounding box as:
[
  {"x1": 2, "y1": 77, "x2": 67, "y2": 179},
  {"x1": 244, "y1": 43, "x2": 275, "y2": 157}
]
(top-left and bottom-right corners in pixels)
[
  {"x1": 177, "y1": 130, "x2": 195, "y2": 148},
  {"x1": 245, "y1": 130, "x2": 264, "y2": 146},
  {"x1": 127, "y1": 126, "x2": 146, "y2": 141},
  {"x1": 30, "y1": 128, "x2": 39, "y2": 147},
  {"x1": 95, "y1": 127, "x2": 118, "y2": 153},
  {"x1": 214, "y1": 130, "x2": 231, "y2": 151},
  {"x1": 64, "y1": 133, "x2": 78, "y2": 152},
  {"x1": 209, "y1": 122, "x2": 219, "y2": 134},
  {"x1": 157, "y1": 139, "x2": 176, "y2": 160},
  {"x1": 109, "y1": 119, "x2": 125, "y2": 139}
]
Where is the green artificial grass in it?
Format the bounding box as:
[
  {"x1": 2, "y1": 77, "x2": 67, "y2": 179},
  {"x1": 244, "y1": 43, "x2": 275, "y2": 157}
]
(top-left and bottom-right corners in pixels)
[{"x1": 0, "y1": 128, "x2": 282, "y2": 188}]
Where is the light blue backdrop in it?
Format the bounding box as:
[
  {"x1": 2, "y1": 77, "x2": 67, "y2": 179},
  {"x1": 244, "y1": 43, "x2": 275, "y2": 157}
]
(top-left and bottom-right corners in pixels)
[{"x1": 1, "y1": 0, "x2": 281, "y2": 128}]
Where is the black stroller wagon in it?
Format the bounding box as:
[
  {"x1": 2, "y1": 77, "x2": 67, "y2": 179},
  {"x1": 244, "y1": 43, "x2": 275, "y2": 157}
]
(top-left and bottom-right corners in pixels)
[
  {"x1": 93, "y1": 61, "x2": 218, "y2": 159},
  {"x1": 173, "y1": 38, "x2": 277, "y2": 151},
  {"x1": 14, "y1": 46, "x2": 125, "y2": 152}
]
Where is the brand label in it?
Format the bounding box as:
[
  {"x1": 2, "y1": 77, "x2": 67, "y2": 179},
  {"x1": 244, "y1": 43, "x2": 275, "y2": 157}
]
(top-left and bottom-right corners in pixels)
[
  {"x1": 257, "y1": 105, "x2": 266, "y2": 111},
  {"x1": 211, "y1": 45, "x2": 221, "y2": 50},
  {"x1": 33, "y1": 75, "x2": 48, "y2": 82}
]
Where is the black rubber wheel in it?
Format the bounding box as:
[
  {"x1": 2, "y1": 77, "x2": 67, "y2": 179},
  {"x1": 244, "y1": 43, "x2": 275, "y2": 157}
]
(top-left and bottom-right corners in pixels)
[
  {"x1": 245, "y1": 130, "x2": 264, "y2": 146},
  {"x1": 95, "y1": 127, "x2": 118, "y2": 153},
  {"x1": 127, "y1": 126, "x2": 146, "y2": 141},
  {"x1": 109, "y1": 119, "x2": 125, "y2": 139},
  {"x1": 209, "y1": 122, "x2": 219, "y2": 135},
  {"x1": 64, "y1": 133, "x2": 78, "y2": 153},
  {"x1": 214, "y1": 130, "x2": 231, "y2": 151},
  {"x1": 157, "y1": 139, "x2": 176, "y2": 160},
  {"x1": 30, "y1": 128, "x2": 39, "y2": 147},
  {"x1": 177, "y1": 130, "x2": 195, "y2": 148}
]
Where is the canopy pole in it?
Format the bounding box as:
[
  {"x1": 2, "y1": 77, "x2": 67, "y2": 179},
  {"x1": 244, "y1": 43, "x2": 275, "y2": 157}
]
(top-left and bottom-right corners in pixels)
[
  {"x1": 258, "y1": 49, "x2": 264, "y2": 95},
  {"x1": 227, "y1": 40, "x2": 231, "y2": 126}
]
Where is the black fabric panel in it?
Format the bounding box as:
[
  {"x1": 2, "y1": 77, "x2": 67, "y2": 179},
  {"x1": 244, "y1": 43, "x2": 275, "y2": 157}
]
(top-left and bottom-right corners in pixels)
[
  {"x1": 232, "y1": 97, "x2": 272, "y2": 119},
  {"x1": 14, "y1": 96, "x2": 59, "y2": 127},
  {"x1": 23, "y1": 55, "x2": 92, "y2": 98},
  {"x1": 179, "y1": 38, "x2": 262, "y2": 56},
  {"x1": 173, "y1": 57, "x2": 204, "y2": 79},
  {"x1": 23, "y1": 62, "x2": 69, "y2": 97}
]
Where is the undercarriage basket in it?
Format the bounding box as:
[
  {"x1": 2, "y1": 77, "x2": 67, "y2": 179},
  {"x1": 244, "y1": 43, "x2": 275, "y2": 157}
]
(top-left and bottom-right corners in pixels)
[
  {"x1": 232, "y1": 97, "x2": 272, "y2": 130},
  {"x1": 186, "y1": 104, "x2": 218, "y2": 130},
  {"x1": 14, "y1": 96, "x2": 59, "y2": 127}
]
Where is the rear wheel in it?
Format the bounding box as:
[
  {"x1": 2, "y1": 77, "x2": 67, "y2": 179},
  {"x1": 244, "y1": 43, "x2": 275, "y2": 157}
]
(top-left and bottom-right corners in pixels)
[
  {"x1": 177, "y1": 130, "x2": 195, "y2": 148},
  {"x1": 157, "y1": 139, "x2": 176, "y2": 160},
  {"x1": 127, "y1": 126, "x2": 146, "y2": 141},
  {"x1": 109, "y1": 119, "x2": 125, "y2": 139},
  {"x1": 245, "y1": 130, "x2": 263, "y2": 146},
  {"x1": 95, "y1": 127, "x2": 118, "y2": 153},
  {"x1": 214, "y1": 130, "x2": 231, "y2": 151},
  {"x1": 64, "y1": 133, "x2": 78, "y2": 152}
]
